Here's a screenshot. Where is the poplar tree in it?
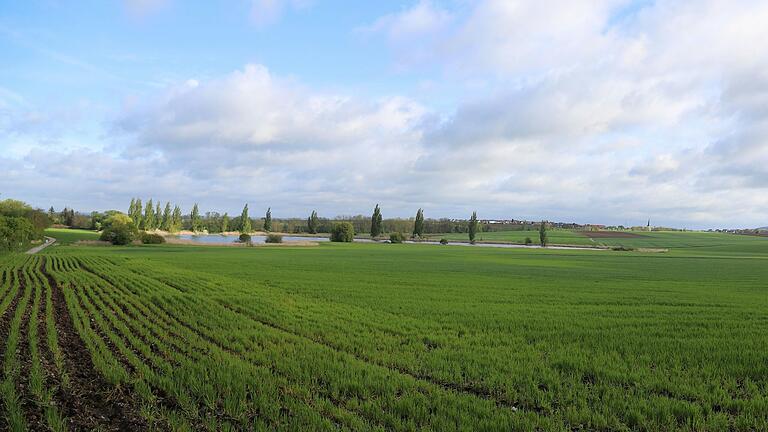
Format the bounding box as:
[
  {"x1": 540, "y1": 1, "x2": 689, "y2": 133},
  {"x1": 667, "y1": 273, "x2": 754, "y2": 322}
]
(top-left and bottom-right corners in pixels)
[
  {"x1": 161, "y1": 202, "x2": 171, "y2": 231},
  {"x1": 539, "y1": 221, "x2": 548, "y2": 247},
  {"x1": 155, "y1": 202, "x2": 162, "y2": 228},
  {"x1": 143, "y1": 199, "x2": 155, "y2": 230},
  {"x1": 370, "y1": 204, "x2": 383, "y2": 238},
  {"x1": 307, "y1": 210, "x2": 318, "y2": 234},
  {"x1": 190, "y1": 203, "x2": 202, "y2": 232},
  {"x1": 240, "y1": 204, "x2": 251, "y2": 234},
  {"x1": 171, "y1": 205, "x2": 182, "y2": 232},
  {"x1": 130, "y1": 198, "x2": 143, "y2": 227},
  {"x1": 264, "y1": 207, "x2": 272, "y2": 232},
  {"x1": 221, "y1": 213, "x2": 229, "y2": 232},
  {"x1": 413, "y1": 208, "x2": 424, "y2": 238},
  {"x1": 468, "y1": 211, "x2": 478, "y2": 243}
]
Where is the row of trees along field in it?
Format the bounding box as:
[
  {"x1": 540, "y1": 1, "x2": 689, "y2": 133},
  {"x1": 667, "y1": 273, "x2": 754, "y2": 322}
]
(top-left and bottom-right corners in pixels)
[
  {"x1": 123, "y1": 198, "x2": 552, "y2": 243},
  {"x1": 0, "y1": 198, "x2": 51, "y2": 251}
]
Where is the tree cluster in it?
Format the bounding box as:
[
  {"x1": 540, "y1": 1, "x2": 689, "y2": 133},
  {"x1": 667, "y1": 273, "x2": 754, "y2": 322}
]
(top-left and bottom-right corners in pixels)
[{"x1": 0, "y1": 199, "x2": 50, "y2": 251}]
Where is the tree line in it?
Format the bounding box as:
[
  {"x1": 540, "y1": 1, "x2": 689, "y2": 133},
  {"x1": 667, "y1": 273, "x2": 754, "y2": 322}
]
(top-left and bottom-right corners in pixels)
[
  {"x1": 0, "y1": 199, "x2": 51, "y2": 251},
  {"x1": 120, "y1": 198, "x2": 550, "y2": 245}
]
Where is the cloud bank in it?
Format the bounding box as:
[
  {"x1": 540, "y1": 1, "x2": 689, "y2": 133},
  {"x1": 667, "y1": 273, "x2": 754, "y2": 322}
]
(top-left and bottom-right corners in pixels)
[{"x1": 2, "y1": 0, "x2": 768, "y2": 228}]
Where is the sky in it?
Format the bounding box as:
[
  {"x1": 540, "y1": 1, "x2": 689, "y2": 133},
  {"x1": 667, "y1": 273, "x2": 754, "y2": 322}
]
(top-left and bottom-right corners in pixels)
[{"x1": 1, "y1": 0, "x2": 767, "y2": 229}]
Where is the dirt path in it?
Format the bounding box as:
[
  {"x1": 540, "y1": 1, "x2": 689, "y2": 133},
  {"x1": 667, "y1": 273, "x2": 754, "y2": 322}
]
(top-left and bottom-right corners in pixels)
[{"x1": 26, "y1": 237, "x2": 55, "y2": 255}]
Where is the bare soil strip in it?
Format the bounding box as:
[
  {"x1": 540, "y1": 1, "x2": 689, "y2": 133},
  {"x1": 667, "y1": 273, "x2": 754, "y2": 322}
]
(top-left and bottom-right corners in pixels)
[{"x1": 41, "y1": 259, "x2": 148, "y2": 431}]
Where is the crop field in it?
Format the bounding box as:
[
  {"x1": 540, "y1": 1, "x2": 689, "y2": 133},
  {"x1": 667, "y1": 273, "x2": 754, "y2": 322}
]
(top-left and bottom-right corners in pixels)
[
  {"x1": 1, "y1": 233, "x2": 767, "y2": 431},
  {"x1": 425, "y1": 229, "x2": 594, "y2": 245},
  {"x1": 43, "y1": 229, "x2": 101, "y2": 245}
]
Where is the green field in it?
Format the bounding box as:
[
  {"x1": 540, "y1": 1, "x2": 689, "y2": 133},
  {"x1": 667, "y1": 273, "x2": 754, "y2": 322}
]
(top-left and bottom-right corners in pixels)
[
  {"x1": 0, "y1": 232, "x2": 767, "y2": 430},
  {"x1": 426, "y1": 229, "x2": 595, "y2": 245},
  {"x1": 44, "y1": 228, "x2": 101, "y2": 245}
]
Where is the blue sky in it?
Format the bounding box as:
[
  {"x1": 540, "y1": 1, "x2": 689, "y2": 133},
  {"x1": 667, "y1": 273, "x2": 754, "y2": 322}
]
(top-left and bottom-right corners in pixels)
[{"x1": 2, "y1": 0, "x2": 768, "y2": 228}]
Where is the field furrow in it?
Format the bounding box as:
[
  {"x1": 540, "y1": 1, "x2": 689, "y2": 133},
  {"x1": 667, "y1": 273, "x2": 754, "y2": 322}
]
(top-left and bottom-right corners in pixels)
[{"x1": 41, "y1": 257, "x2": 148, "y2": 431}]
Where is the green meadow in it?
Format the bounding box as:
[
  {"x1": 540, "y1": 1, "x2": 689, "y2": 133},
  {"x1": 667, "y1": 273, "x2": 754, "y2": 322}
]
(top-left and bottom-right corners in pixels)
[{"x1": 1, "y1": 231, "x2": 766, "y2": 430}]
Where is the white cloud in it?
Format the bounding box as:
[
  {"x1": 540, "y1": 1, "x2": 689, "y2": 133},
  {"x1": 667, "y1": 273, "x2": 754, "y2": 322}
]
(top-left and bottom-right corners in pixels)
[
  {"x1": 250, "y1": 0, "x2": 312, "y2": 28},
  {"x1": 355, "y1": 0, "x2": 768, "y2": 227},
  {"x1": 123, "y1": 0, "x2": 170, "y2": 18},
  {"x1": 4, "y1": 1, "x2": 768, "y2": 228}
]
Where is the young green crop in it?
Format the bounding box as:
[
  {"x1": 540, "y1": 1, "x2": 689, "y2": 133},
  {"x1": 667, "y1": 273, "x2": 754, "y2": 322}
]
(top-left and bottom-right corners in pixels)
[{"x1": 1, "y1": 230, "x2": 767, "y2": 430}]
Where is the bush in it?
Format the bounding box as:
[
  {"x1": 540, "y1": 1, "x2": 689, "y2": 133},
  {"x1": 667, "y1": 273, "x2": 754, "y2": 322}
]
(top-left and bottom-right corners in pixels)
[
  {"x1": 140, "y1": 232, "x2": 166, "y2": 244},
  {"x1": 265, "y1": 233, "x2": 283, "y2": 243},
  {"x1": 238, "y1": 233, "x2": 252, "y2": 243},
  {"x1": 330, "y1": 222, "x2": 354, "y2": 242},
  {"x1": 439, "y1": 238, "x2": 449, "y2": 245},
  {"x1": 100, "y1": 214, "x2": 138, "y2": 245},
  {"x1": 389, "y1": 232, "x2": 405, "y2": 243},
  {"x1": 525, "y1": 237, "x2": 533, "y2": 245}
]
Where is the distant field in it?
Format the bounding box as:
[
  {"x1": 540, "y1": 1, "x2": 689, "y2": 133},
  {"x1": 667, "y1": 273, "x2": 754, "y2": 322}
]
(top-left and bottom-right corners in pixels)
[
  {"x1": 44, "y1": 228, "x2": 100, "y2": 245},
  {"x1": 425, "y1": 229, "x2": 595, "y2": 245},
  {"x1": 1, "y1": 233, "x2": 766, "y2": 430}
]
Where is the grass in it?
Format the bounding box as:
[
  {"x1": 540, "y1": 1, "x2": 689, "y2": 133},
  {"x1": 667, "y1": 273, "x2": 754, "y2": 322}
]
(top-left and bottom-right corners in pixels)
[
  {"x1": 426, "y1": 229, "x2": 594, "y2": 245},
  {"x1": 0, "y1": 232, "x2": 766, "y2": 430},
  {"x1": 44, "y1": 228, "x2": 100, "y2": 245}
]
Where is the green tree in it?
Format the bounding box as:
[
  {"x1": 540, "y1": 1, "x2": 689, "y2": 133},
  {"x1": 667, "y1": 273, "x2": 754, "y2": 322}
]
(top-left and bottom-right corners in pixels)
[
  {"x1": 307, "y1": 210, "x2": 319, "y2": 234},
  {"x1": 161, "y1": 202, "x2": 172, "y2": 231},
  {"x1": 221, "y1": 213, "x2": 230, "y2": 232},
  {"x1": 264, "y1": 207, "x2": 272, "y2": 232},
  {"x1": 129, "y1": 198, "x2": 143, "y2": 227},
  {"x1": 539, "y1": 221, "x2": 548, "y2": 247},
  {"x1": 240, "y1": 204, "x2": 251, "y2": 234},
  {"x1": 468, "y1": 211, "x2": 478, "y2": 243},
  {"x1": 413, "y1": 208, "x2": 424, "y2": 238},
  {"x1": 190, "y1": 203, "x2": 202, "y2": 232},
  {"x1": 171, "y1": 205, "x2": 182, "y2": 233},
  {"x1": 100, "y1": 213, "x2": 138, "y2": 245},
  {"x1": 155, "y1": 202, "x2": 162, "y2": 228},
  {"x1": 128, "y1": 198, "x2": 135, "y2": 221},
  {"x1": 143, "y1": 199, "x2": 155, "y2": 230},
  {"x1": 370, "y1": 204, "x2": 383, "y2": 238},
  {"x1": 331, "y1": 222, "x2": 355, "y2": 242}
]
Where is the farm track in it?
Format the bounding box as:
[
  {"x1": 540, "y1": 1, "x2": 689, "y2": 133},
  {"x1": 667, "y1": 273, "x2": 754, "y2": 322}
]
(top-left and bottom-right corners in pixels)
[{"x1": 41, "y1": 258, "x2": 148, "y2": 431}]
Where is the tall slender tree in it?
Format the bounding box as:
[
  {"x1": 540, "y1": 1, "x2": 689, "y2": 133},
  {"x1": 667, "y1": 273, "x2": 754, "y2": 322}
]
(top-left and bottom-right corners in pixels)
[
  {"x1": 190, "y1": 203, "x2": 202, "y2": 232},
  {"x1": 155, "y1": 202, "x2": 162, "y2": 228},
  {"x1": 171, "y1": 205, "x2": 182, "y2": 233},
  {"x1": 264, "y1": 207, "x2": 272, "y2": 232},
  {"x1": 130, "y1": 198, "x2": 143, "y2": 227},
  {"x1": 539, "y1": 220, "x2": 548, "y2": 247},
  {"x1": 307, "y1": 210, "x2": 319, "y2": 234},
  {"x1": 161, "y1": 202, "x2": 172, "y2": 231},
  {"x1": 240, "y1": 204, "x2": 251, "y2": 233},
  {"x1": 413, "y1": 208, "x2": 424, "y2": 238},
  {"x1": 468, "y1": 211, "x2": 478, "y2": 243},
  {"x1": 221, "y1": 213, "x2": 229, "y2": 233},
  {"x1": 370, "y1": 204, "x2": 383, "y2": 238},
  {"x1": 143, "y1": 199, "x2": 155, "y2": 230}
]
